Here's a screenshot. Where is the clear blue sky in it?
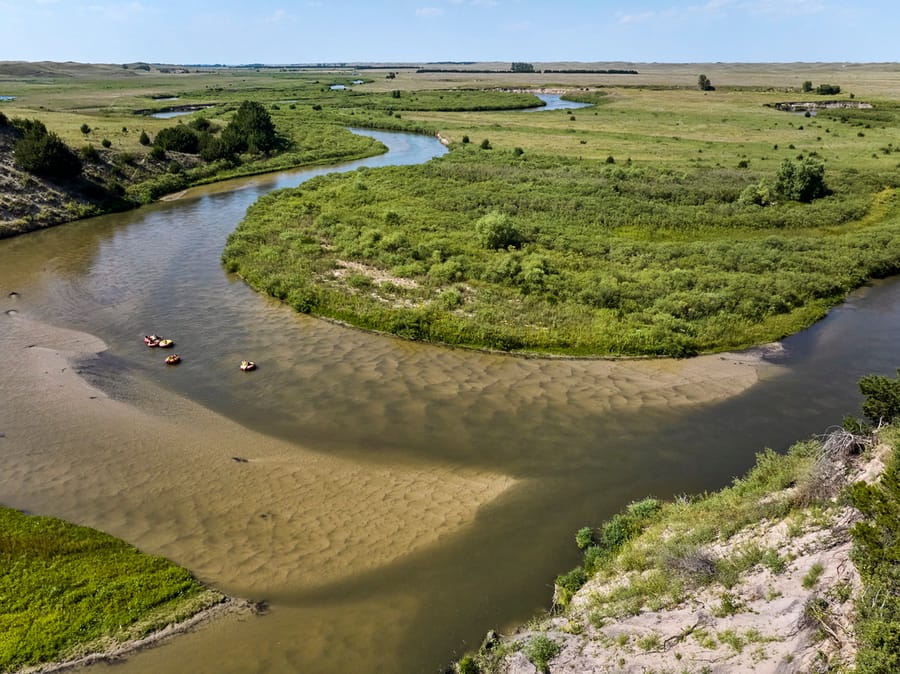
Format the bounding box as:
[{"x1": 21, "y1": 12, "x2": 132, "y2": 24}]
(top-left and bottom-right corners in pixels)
[{"x1": 1, "y1": 0, "x2": 897, "y2": 64}]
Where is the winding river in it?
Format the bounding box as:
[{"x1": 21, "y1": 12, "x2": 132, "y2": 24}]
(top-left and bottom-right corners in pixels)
[{"x1": 2, "y1": 129, "x2": 900, "y2": 673}]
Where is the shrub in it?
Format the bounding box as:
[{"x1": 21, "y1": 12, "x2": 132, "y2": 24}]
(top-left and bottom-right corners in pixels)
[
  {"x1": 513, "y1": 147, "x2": 524, "y2": 157},
  {"x1": 0, "y1": 111, "x2": 8, "y2": 126},
  {"x1": 858, "y1": 370, "x2": 900, "y2": 424},
  {"x1": 149, "y1": 145, "x2": 166, "y2": 160},
  {"x1": 575, "y1": 526, "x2": 594, "y2": 550},
  {"x1": 80, "y1": 123, "x2": 91, "y2": 135},
  {"x1": 461, "y1": 135, "x2": 469, "y2": 144},
  {"x1": 555, "y1": 567, "x2": 588, "y2": 606},
  {"x1": 101, "y1": 138, "x2": 112, "y2": 148},
  {"x1": 13, "y1": 119, "x2": 82, "y2": 179},
  {"x1": 154, "y1": 125, "x2": 200, "y2": 153},
  {"x1": 475, "y1": 211, "x2": 520, "y2": 250},
  {"x1": 457, "y1": 654, "x2": 478, "y2": 674},
  {"x1": 848, "y1": 448, "x2": 900, "y2": 672},
  {"x1": 79, "y1": 144, "x2": 100, "y2": 162},
  {"x1": 139, "y1": 130, "x2": 150, "y2": 145},
  {"x1": 523, "y1": 635, "x2": 560, "y2": 674},
  {"x1": 480, "y1": 138, "x2": 491, "y2": 150},
  {"x1": 188, "y1": 117, "x2": 211, "y2": 132},
  {"x1": 774, "y1": 158, "x2": 828, "y2": 202}
]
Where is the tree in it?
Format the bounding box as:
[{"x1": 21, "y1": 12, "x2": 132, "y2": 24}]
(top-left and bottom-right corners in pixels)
[
  {"x1": 774, "y1": 158, "x2": 828, "y2": 203},
  {"x1": 802, "y1": 80, "x2": 813, "y2": 93},
  {"x1": 511, "y1": 62, "x2": 535, "y2": 73},
  {"x1": 698, "y1": 74, "x2": 714, "y2": 91},
  {"x1": 221, "y1": 100, "x2": 279, "y2": 155},
  {"x1": 80, "y1": 123, "x2": 91, "y2": 135},
  {"x1": 816, "y1": 83, "x2": 841, "y2": 95},
  {"x1": 139, "y1": 130, "x2": 151, "y2": 146},
  {"x1": 13, "y1": 119, "x2": 82, "y2": 179},
  {"x1": 858, "y1": 370, "x2": 900, "y2": 425}
]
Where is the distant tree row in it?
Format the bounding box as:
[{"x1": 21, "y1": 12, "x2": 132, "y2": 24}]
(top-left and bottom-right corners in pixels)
[
  {"x1": 802, "y1": 80, "x2": 842, "y2": 95},
  {"x1": 542, "y1": 69, "x2": 638, "y2": 75},
  {"x1": 698, "y1": 74, "x2": 715, "y2": 91}
]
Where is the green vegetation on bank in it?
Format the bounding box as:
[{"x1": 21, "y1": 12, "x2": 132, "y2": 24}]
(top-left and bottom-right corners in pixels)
[
  {"x1": 455, "y1": 371, "x2": 900, "y2": 673},
  {"x1": 0, "y1": 506, "x2": 219, "y2": 672}
]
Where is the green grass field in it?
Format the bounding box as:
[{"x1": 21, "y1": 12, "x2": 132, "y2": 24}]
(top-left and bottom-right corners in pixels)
[{"x1": 0, "y1": 506, "x2": 219, "y2": 672}]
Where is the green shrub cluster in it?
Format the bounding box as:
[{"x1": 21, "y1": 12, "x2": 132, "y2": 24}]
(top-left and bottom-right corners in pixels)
[
  {"x1": 849, "y1": 443, "x2": 900, "y2": 672},
  {"x1": 554, "y1": 498, "x2": 662, "y2": 607},
  {"x1": 12, "y1": 118, "x2": 82, "y2": 179}
]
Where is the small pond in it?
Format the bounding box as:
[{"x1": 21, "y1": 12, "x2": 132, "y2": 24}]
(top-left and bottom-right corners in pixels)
[
  {"x1": 522, "y1": 93, "x2": 591, "y2": 112},
  {"x1": 151, "y1": 110, "x2": 193, "y2": 119},
  {"x1": 0, "y1": 95, "x2": 16, "y2": 102}
]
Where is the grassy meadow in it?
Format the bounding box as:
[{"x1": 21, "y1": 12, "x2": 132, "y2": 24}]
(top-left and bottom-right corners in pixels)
[{"x1": 0, "y1": 505, "x2": 220, "y2": 672}]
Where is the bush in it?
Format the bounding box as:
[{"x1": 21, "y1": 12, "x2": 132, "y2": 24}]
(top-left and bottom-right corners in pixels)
[
  {"x1": 554, "y1": 567, "x2": 588, "y2": 607},
  {"x1": 79, "y1": 144, "x2": 100, "y2": 162},
  {"x1": 461, "y1": 135, "x2": 469, "y2": 144},
  {"x1": 480, "y1": 138, "x2": 491, "y2": 150},
  {"x1": 475, "y1": 211, "x2": 520, "y2": 250},
  {"x1": 523, "y1": 635, "x2": 560, "y2": 674},
  {"x1": 816, "y1": 83, "x2": 841, "y2": 95},
  {"x1": 154, "y1": 125, "x2": 200, "y2": 153},
  {"x1": 80, "y1": 123, "x2": 91, "y2": 135},
  {"x1": 13, "y1": 119, "x2": 82, "y2": 179},
  {"x1": 457, "y1": 654, "x2": 478, "y2": 674},
  {"x1": 849, "y1": 449, "x2": 900, "y2": 671},
  {"x1": 575, "y1": 526, "x2": 594, "y2": 550},
  {"x1": 858, "y1": 370, "x2": 900, "y2": 424},
  {"x1": 139, "y1": 130, "x2": 150, "y2": 146},
  {"x1": 0, "y1": 111, "x2": 8, "y2": 126},
  {"x1": 774, "y1": 158, "x2": 828, "y2": 202},
  {"x1": 149, "y1": 145, "x2": 167, "y2": 160}
]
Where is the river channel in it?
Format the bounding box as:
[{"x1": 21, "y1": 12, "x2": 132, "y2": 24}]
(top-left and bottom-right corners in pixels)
[{"x1": 1, "y1": 128, "x2": 900, "y2": 673}]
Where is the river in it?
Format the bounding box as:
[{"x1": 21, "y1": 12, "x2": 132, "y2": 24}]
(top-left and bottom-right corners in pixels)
[{"x1": 1, "y1": 128, "x2": 899, "y2": 673}]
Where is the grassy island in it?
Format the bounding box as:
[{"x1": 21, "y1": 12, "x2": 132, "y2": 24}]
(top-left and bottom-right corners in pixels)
[{"x1": 0, "y1": 506, "x2": 223, "y2": 673}]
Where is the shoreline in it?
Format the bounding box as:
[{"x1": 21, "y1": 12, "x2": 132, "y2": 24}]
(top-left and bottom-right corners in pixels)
[{"x1": 16, "y1": 598, "x2": 258, "y2": 674}]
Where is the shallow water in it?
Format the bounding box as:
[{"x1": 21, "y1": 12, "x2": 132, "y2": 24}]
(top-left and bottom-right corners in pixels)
[
  {"x1": 523, "y1": 93, "x2": 591, "y2": 112},
  {"x1": 1, "y1": 129, "x2": 900, "y2": 673}
]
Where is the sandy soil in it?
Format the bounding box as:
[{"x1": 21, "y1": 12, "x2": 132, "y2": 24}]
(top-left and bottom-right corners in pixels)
[{"x1": 500, "y1": 443, "x2": 889, "y2": 674}]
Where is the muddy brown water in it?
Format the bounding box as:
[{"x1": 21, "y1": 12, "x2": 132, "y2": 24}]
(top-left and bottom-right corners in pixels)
[{"x1": 2, "y1": 130, "x2": 900, "y2": 673}]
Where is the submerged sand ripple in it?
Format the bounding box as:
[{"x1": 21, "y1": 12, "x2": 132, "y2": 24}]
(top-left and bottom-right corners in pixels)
[{"x1": 0, "y1": 314, "x2": 516, "y2": 597}]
